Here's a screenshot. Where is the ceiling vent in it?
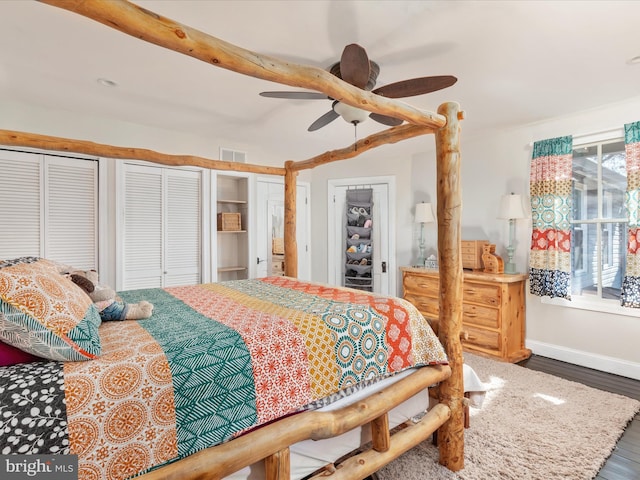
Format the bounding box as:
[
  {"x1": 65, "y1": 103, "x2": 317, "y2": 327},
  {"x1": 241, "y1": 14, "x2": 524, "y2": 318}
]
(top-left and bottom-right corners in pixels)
[{"x1": 220, "y1": 147, "x2": 247, "y2": 164}]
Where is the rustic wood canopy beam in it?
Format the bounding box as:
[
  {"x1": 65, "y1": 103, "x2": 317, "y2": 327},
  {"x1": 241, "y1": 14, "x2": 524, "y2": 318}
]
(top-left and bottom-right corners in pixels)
[
  {"x1": 291, "y1": 123, "x2": 435, "y2": 172},
  {"x1": 38, "y1": 0, "x2": 447, "y2": 129},
  {"x1": 435, "y1": 102, "x2": 465, "y2": 471},
  {"x1": 284, "y1": 161, "x2": 298, "y2": 278},
  {"x1": 0, "y1": 129, "x2": 285, "y2": 176}
]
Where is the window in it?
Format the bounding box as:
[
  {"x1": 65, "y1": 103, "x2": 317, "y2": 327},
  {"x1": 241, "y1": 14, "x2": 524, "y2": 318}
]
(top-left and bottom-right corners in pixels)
[{"x1": 570, "y1": 138, "x2": 627, "y2": 302}]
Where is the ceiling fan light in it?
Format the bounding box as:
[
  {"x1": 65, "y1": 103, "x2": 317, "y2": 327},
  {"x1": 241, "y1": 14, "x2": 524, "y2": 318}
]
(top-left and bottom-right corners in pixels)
[{"x1": 333, "y1": 102, "x2": 369, "y2": 125}]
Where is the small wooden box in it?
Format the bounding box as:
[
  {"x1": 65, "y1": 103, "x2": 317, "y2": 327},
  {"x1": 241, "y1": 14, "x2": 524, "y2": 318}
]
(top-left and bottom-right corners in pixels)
[
  {"x1": 217, "y1": 212, "x2": 241, "y2": 231},
  {"x1": 461, "y1": 240, "x2": 489, "y2": 270},
  {"x1": 272, "y1": 237, "x2": 284, "y2": 254}
]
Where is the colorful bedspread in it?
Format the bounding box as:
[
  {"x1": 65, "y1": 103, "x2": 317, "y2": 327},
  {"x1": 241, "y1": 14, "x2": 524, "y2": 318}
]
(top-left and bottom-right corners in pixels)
[{"x1": 0, "y1": 277, "x2": 446, "y2": 480}]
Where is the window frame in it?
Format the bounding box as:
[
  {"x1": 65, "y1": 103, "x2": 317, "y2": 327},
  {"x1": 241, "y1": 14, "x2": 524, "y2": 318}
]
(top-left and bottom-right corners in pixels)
[{"x1": 541, "y1": 128, "x2": 638, "y2": 316}]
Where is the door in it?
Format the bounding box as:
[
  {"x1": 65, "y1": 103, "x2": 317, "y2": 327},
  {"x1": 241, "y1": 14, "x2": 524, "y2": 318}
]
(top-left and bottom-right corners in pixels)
[
  {"x1": 328, "y1": 177, "x2": 395, "y2": 296},
  {"x1": 119, "y1": 163, "x2": 202, "y2": 290},
  {"x1": 256, "y1": 178, "x2": 311, "y2": 281},
  {"x1": 0, "y1": 150, "x2": 98, "y2": 269}
]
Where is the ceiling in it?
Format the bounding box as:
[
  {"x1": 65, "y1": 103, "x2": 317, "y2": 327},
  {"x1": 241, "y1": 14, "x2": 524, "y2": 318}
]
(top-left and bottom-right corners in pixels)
[{"x1": 1, "y1": 0, "x2": 640, "y2": 161}]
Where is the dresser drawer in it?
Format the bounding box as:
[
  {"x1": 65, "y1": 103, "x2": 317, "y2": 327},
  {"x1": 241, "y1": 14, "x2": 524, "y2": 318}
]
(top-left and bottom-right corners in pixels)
[
  {"x1": 400, "y1": 267, "x2": 529, "y2": 363},
  {"x1": 462, "y1": 324, "x2": 501, "y2": 352},
  {"x1": 463, "y1": 282, "x2": 501, "y2": 307},
  {"x1": 463, "y1": 303, "x2": 500, "y2": 329},
  {"x1": 404, "y1": 293, "x2": 439, "y2": 320},
  {"x1": 403, "y1": 273, "x2": 439, "y2": 295}
]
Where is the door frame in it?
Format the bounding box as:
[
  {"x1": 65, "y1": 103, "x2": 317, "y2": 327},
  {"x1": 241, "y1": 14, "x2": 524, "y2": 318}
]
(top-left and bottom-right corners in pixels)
[
  {"x1": 327, "y1": 175, "x2": 396, "y2": 296},
  {"x1": 256, "y1": 176, "x2": 311, "y2": 281}
]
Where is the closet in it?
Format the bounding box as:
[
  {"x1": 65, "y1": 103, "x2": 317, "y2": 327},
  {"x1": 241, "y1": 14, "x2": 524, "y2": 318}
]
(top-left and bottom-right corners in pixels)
[
  {"x1": 120, "y1": 162, "x2": 203, "y2": 290},
  {"x1": 0, "y1": 149, "x2": 97, "y2": 269}
]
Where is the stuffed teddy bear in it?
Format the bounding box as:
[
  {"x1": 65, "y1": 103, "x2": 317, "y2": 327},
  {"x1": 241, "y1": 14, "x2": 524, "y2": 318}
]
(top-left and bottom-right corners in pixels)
[{"x1": 69, "y1": 269, "x2": 154, "y2": 321}]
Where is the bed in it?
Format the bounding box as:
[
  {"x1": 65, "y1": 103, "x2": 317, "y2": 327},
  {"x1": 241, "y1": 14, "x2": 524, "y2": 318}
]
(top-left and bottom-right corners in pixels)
[
  {"x1": 0, "y1": 1, "x2": 466, "y2": 479},
  {"x1": 0, "y1": 266, "x2": 449, "y2": 479}
]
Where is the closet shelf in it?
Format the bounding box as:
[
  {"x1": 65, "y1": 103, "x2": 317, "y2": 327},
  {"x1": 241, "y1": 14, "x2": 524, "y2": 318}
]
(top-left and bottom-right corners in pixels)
[
  {"x1": 217, "y1": 266, "x2": 247, "y2": 272},
  {"x1": 217, "y1": 199, "x2": 247, "y2": 204}
]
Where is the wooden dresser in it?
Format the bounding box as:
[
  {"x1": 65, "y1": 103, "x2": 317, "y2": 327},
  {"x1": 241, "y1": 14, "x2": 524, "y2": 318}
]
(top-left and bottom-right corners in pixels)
[{"x1": 401, "y1": 267, "x2": 531, "y2": 363}]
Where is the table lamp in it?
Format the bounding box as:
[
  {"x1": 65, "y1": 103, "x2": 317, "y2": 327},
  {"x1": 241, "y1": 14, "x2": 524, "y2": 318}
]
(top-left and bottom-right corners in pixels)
[
  {"x1": 415, "y1": 202, "x2": 435, "y2": 266},
  {"x1": 498, "y1": 193, "x2": 526, "y2": 274}
]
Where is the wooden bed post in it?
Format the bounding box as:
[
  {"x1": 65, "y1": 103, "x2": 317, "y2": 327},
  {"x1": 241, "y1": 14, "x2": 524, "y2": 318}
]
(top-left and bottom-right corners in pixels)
[
  {"x1": 435, "y1": 101, "x2": 465, "y2": 471},
  {"x1": 284, "y1": 160, "x2": 298, "y2": 278}
]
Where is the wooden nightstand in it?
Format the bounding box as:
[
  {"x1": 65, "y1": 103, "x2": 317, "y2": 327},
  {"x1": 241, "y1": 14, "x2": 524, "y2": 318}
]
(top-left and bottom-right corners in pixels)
[{"x1": 401, "y1": 267, "x2": 531, "y2": 363}]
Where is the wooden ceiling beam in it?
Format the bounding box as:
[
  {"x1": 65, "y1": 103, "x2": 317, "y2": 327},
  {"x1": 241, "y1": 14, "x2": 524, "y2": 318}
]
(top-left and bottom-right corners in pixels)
[
  {"x1": 291, "y1": 124, "x2": 436, "y2": 172},
  {"x1": 0, "y1": 129, "x2": 286, "y2": 176},
  {"x1": 38, "y1": 0, "x2": 447, "y2": 129}
]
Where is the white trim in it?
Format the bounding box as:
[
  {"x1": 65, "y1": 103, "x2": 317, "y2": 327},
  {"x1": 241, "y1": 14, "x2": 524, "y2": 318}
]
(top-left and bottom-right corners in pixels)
[
  {"x1": 527, "y1": 127, "x2": 624, "y2": 149},
  {"x1": 97, "y1": 158, "x2": 108, "y2": 281},
  {"x1": 114, "y1": 160, "x2": 125, "y2": 289},
  {"x1": 527, "y1": 340, "x2": 640, "y2": 381},
  {"x1": 541, "y1": 293, "x2": 640, "y2": 318},
  {"x1": 572, "y1": 127, "x2": 624, "y2": 146}
]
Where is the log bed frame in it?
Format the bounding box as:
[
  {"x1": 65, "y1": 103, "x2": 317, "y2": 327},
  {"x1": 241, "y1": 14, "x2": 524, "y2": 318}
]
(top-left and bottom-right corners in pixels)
[{"x1": 0, "y1": 1, "x2": 465, "y2": 479}]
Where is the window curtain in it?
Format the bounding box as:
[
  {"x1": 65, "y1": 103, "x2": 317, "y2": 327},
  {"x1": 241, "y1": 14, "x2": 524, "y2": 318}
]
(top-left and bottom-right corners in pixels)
[
  {"x1": 621, "y1": 121, "x2": 640, "y2": 307},
  {"x1": 529, "y1": 136, "x2": 573, "y2": 299}
]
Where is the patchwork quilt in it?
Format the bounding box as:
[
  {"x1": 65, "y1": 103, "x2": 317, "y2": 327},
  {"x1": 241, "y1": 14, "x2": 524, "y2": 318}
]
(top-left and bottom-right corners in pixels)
[{"x1": 0, "y1": 276, "x2": 446, "y2": 480}]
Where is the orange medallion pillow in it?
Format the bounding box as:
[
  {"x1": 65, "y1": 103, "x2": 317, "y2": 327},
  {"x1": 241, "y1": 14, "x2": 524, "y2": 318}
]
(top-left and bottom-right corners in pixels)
[{"x1": 0, "y1": 257, "x2": 102, "y2": 361}]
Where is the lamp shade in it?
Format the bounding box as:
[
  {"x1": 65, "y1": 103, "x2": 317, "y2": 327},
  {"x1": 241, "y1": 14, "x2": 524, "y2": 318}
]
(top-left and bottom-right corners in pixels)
[
  {"x1": 498, "y1": 194, "x2": 526, "y2": 220},
  {"x1": 415, "y1": 202, "x2": 435, "y2": 224}
]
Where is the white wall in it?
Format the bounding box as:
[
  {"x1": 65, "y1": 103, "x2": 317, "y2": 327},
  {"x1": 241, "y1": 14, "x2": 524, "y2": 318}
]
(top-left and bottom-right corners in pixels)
[
  {"x1": 0, "y1": 100, "x2": 309, "y2": 287},
  {"x1": 411, "y1": 96, "x2": 640, "y2": 379},
  {"x1": 307, "y1": 141, "x2": 422, "y2": 297}
]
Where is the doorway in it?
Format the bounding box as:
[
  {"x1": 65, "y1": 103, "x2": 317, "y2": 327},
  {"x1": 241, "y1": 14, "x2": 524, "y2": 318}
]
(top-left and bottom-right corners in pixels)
[
  {"x1": 256, "y1": 177, "x2": 311, "y2": 281},
  {"x1": 328, "y1": 176, "x2": 396, "y2": 296}
]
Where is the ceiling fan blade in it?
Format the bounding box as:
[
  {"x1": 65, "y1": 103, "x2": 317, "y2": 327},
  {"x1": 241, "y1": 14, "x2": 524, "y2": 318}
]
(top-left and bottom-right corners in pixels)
[
  {"x1": 369, "y1": 113, "x2": 403, "y2": 127},
  {"x1": 308, "y1": 110, "x2": 340, "y2": 132},
  {"x1": 339, "y1": 44, "x2": 370, "y2": 89},
  {"x1": 260, "y1": 91, "x2": 327, "y2": 100},
  {"x1": 372, "y1": 75, "x2": 457, "y2": 98}
]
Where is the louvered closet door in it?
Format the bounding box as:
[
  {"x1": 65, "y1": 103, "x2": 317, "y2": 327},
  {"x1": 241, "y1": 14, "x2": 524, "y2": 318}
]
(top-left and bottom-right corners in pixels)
[
  {"x1": 123, "y1": 164, "x2": 164, "y2": 289},
  {"x1": 45, "y1": 156, "x2": 97, "y2": 269},
  {"x1": 122, "y1": 164, "x2": 201, "y2": 289},
  {"x1": 0, "y1": 150, "x2": 97, "y2": 268},
  {"x1": 165, "y1": 169, "x2": 201, "y2": 286},
  {"x1": 0, "y1": 150, "x2": 41, "y2": 259}
]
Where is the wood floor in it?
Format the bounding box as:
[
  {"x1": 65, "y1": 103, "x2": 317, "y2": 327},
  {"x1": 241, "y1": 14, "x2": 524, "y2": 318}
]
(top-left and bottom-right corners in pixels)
[{"x1": 518, "y1": 355, "x2": 640, "y2": 480}]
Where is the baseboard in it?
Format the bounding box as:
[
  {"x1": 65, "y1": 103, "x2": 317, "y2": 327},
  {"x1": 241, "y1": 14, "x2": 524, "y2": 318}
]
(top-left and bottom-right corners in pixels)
[{"x1": 527, "y1": 340, "x2": 640, "y2": 381}]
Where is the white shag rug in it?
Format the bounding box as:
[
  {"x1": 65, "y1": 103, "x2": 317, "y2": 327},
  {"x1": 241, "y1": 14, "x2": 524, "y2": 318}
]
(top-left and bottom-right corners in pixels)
[{"x1": 376, "y1": 353, "x2": 640, "y2": 480}]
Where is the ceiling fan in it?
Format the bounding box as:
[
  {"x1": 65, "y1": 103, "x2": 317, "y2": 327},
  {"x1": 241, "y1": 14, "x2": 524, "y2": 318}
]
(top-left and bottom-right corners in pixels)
[{"x1": 260, "y1": 44, "x2": 457, "y2": 132}]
